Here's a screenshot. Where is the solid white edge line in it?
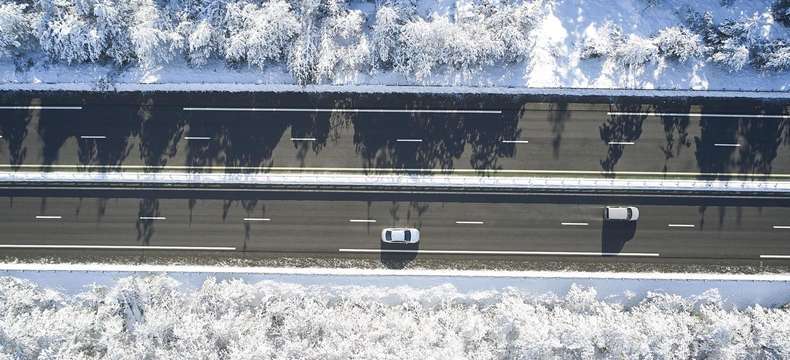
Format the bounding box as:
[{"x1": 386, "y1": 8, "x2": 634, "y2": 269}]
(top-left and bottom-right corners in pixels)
[
  {"x1": 668, "y1": 224, "x2": 695, "y2": 228},
  {"x1": 772, "y1": 226, "x2": 790, "y2": 229},
  {"x1": 4, "y1": 164, "x2": 790, "y2": 178},
  {"x1": 290, "y1": 138, "x2": 317, "y2": 141},
  {"x1": 243, "y1": 218, "x2": 270, "y2": 221},
  {"x1": 714, "y1": 143, "x2": 741, "y2": 147},
  {"x1": 139, "y1": 216, "x2": 166, "y2": 220},
  {"x1": 396, "y1": 139, "x2": 423, "y2": 142},
  {"x1": 0, "y1": 106, "x2": 82, "y2": 110},
  {"x1": 760, "y1": 255, "x2": 790, "y2": 259},
  {"x1": 183, "y1": 107, "x2": 502, "y2": 114},
  {"x1": 184, "y1": 136, "x2": 211, "y2": 140},
  {"x1": 501, "y1": 140, "x2": 529, "y2": 144},
  {"x1": 338, "y1": 249, "x2": 659, "y2": 257},
  {"x1": 607, "y1": 112, "x2": 790, "y2": 119},
  {"x1": 608, "y1": 141, "x2": 635, "y2": 145},
  {"x1": 349, "y1": 219, "x2": 376, "y2": 223},
  {"x1": 0, "y1": 245, "x2": 235, "y2": 251},
  {"x1": 561, "y1": 222, "x2": 589, "y2": 226},
  {"x1": 80, "y1": 135, "x2": 106, "y2": 139},
  {"x1": 35, "y1": 215, "x2": 62, "y2": 219},
  {"x1": 455, "y1": 221, "x2": 485, "y2": 224}
]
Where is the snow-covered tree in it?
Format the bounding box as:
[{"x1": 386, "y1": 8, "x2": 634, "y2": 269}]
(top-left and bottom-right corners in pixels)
[
  {"x1": 580, "y1": 22, "x2": 624, "y2": 59},
  {"x1": 130, "y1": 0, "x2": 183, "y2": 69},
  {"x1": 752, "y1": 40, "x2": 790, "y2": 71},
  {"x1": 315, "y1": 9, "x2": 371, "y2": 82},
  {"x1": 654, "y1": 26, "x2": 703, "y2": 61},
  {"x1": 35, "y1": 0, "x2": 136, "y2": 65},
  {"x1": 773, "y1": 0, "x2": 790, "y2": 27},
  {"x1": 0, "y1": 2, "x2": 31, "y2": 59},
  {"x1": 615, "y1": 34, "x2": 658, "y2": 67},
  {"x1": 710, "y1": 38, "x2": 750, "y2": 71},
  {"x1": 224, "y1": 0, "x2": 299, "y2": 69},
  {"x1": 371, "y1": 5, "x2": 404, "y2": 67}
]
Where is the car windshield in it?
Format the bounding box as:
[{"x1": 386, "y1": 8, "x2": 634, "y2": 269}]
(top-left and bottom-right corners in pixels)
[
  {"x1": 627, "y1": 208, "x2": 633, "y2": 218},
  {"x1": 385, "y1": 230, "x2": 392, "y2": 241},
  {"x1": 404, "y1": 230, "x2": 411, "y2": 241}
]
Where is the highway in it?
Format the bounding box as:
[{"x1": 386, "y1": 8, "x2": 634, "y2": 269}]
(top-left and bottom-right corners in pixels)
[
  {"x1": 0, "y1": 188, "x2": 788, "y2": 265},
  {"x1": 0, "y1": 93, "x2": 788, "y2": 177}
]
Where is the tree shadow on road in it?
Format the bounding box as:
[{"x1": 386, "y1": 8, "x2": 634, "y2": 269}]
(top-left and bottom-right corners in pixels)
[{"x1": 599, "y1": 104, "x2": 646, "y2": 175}]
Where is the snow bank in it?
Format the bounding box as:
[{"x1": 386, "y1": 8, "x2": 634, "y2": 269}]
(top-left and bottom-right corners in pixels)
[
  {"x1": 1, "y1": 269, "x2": 789, "y2": 359},
  {"x1": 0, "y1": 0, "x2": 788, "y2": 92}
]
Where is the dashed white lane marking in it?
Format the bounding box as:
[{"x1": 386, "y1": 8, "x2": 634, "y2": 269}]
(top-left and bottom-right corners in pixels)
[
  {"x1": 139, "y1": 216, "x2": 166, "y2": 220},
  {"x1": 561, "y1": 222, "x2": 589, "y2": 226},
  {"x1": 80, "y1": 135, "x2": 107, "y2": 139},
  {"x1": 668, "y1": 224, "x2": 695, "y2": 228},
  {"x1": 607, "y1": 112, "x2": 790, "y2": 119},
  {"x1": 455, "y1": 221, "x2": 485, "y2": 224},
  {"x1": 183, "y1": 107, "x2": 502, "y2": 114},
  {"x1": 396, "y1": 138, "x2": 423, "y2": 142},
  {"x1": 608, "y1": 141, "x2": 635, "y2": 145},
  {"x1": 773, "y1": 225, "x2": 790, "y2": 229},
  {"x1": 243, "y1": 218, "x2": 271, "y2": 221},
  {"x1": 0, "y1": 106, "x2": 82, "y2": 110},
  {"x1": 35, "y1": 215, "x2": 62, "y2": 220},
  {"x1": 714, "y1": 143, "x2": 741, "y2": 147},
  {"x1": 760, "y1": 255, "x2": 790, "y2": 259},
  {"x1": 0, "y1": 245, "x2": 236, "y2": 251},
  {"x1": 290, "y1": 137, "x2": 317, "y2": 141},
  {"x1": 349, "y1": 219, "x2": 376, "y2": 223},
  {"x1": 339, "y1": 249, "x2": 660, "y2": 257},
  {"x1": 501, "y1": 140, "x2": 529, "y2": 144},
  {"x1": 184, "y1": 136, "x2": 211, "y2": 140}
]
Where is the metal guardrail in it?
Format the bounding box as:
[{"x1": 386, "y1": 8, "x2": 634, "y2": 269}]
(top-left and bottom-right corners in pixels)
[{"x1": 1, "y1": 171, "x2": 789, "y2": 194}]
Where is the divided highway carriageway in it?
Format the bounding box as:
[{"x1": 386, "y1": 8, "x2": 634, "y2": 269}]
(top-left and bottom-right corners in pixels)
[{"x1": 0, "y1": 91, "x2": 787, "y2": 178}]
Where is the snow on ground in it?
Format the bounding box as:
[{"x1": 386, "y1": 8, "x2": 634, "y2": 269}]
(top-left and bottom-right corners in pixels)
[
  {"x1": 1, "y1": 265, "x2": 789, "y2": 359},
  {"x1": 0, "y1": 0, "x2": 788, "y2": 93}
]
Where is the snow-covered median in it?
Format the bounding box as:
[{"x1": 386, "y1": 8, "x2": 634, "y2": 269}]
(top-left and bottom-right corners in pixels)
[
  {"x1": 1, "y1": 264, "x2": 789, "y2": 358},
  {"x1": 0, "y1": 0, "x2": 788, "y2": 92}
]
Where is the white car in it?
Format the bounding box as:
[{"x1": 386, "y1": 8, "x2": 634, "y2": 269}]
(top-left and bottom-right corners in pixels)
[
  {"x1": 381, "y1": 228, "x2": 420, "y2": 244},
  {"x1": 604, "y1": 206, "x2": 639, "y2": 221}
]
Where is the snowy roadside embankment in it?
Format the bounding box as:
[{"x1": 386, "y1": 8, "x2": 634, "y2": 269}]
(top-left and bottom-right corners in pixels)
[
  {"x1": 1, "y1": 265, "x2": 789, "y2": 359},
  {"x1": 0, "y1": 0, "x2": 788, "y2": 93}
]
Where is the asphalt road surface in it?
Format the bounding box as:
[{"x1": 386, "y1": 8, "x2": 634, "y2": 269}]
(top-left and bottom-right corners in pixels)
[
  {"x1": 0, "y1": 92, "x2": 788, "y2": 178},
  {"x1": 0, "y1": 188, "x2": 788, "y2": 265}
]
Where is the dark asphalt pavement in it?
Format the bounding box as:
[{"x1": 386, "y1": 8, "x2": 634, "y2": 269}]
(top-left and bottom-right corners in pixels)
[
  {"x1": 0, "y1": 188, "x2": 788, "y2": 266},
  {"x1": 0, "y1": 92, "x2": 788, "y2": 178}
]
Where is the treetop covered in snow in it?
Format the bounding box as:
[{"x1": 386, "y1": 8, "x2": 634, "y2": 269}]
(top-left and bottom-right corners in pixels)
[{"x1": 0, "y1": 0, "x2": 788, "y2": 89}]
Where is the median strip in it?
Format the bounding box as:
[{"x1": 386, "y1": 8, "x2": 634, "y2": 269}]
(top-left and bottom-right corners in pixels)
[
  {"x1": 0, "y1": 245, "x2": 235, "y2": 251},
  {"x1": 338, "y1": 249, "x2": 660, "y2": 257}
]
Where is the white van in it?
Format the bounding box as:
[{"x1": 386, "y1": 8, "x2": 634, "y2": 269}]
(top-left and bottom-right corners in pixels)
[{"x1": 604, "y1": 206, "x2": 639, "y2": 221}]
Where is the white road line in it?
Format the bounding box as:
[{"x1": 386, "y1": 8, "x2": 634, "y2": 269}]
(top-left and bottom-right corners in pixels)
[
  {"x1": 339, "y1": 249, "x2": 660, "y2": 257},
  {"x1": 608, "y1": 141, "x2": 635, "y2": 145},
  {"x1": 0, "y1": 106, "x2": 82, "y2": 110},
  {"x1": 184, "y1": 136, "x2": 211, "y2": 140},
  {"x1": 243, "y1": 218, "x2": 271, "y2": 221},
  {"x1": 501, "y1": 140, "x2": 529, "y2": 144},
  {"x1": 773, "y1": 225, "x2": 790, "y2": 229},
  {"x1": 349, "y1": 219, "x2": 376, "y2": 223},
  {"x1": 0, "y1": 244, "x2": 235, "y2": 251},
  {"x1": 760, "y1": 255, "x2": 790, "y2": 259},
  {"x1": 80, "y1": 135, "x2": 106, "y2": 139},
  {"x1": 561, "y1": 222, "x2": 589, "y2": 226},
  {"x1": 139, "y1": 216, "x2": 166, "y2": 220},
  {"x1": 668, "y1": 224, "x2": 695, "y2": 228},
  {"x1": 290, "y1": 137, "x2": 316, "y2": 141},
  {"x1": 183, "y1": 107, "x2": 501, "y2": 114},
  {"x1": 607, "y1": 112, "x2": 790, "y2": 119},
  {"x1": 396, "y1": 138, "x2": 423, "y2": 142},
  {"x1": 35, "y1": 215, "x2": 62, "y2": 220},
  {"x1": 455, "y1": 221, "x2": 485, "y2": 224},
  {"x1": 714, "y1": 143, "x2": 741, "y2": 147},
  {"x1": 4, "y1": 164, "x2": 790, "y2": 178}
]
